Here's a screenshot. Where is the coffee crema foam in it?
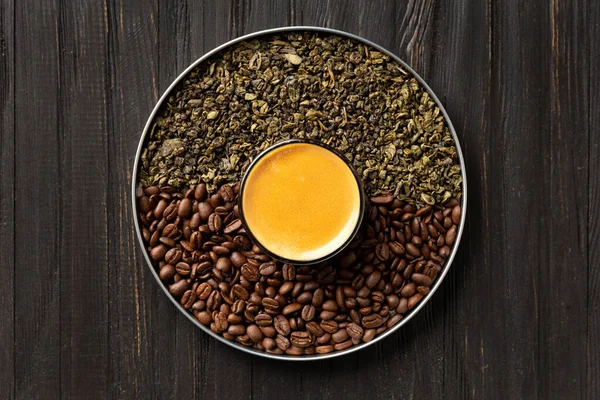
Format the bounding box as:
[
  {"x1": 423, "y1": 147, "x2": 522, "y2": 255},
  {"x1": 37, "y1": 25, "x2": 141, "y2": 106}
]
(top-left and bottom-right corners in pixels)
[{"x1": 241, "y1": 142, "x2": 361, "y2": 262}]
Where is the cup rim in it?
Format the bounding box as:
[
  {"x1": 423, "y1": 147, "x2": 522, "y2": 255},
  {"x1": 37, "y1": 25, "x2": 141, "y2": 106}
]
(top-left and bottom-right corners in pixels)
[{"x1": 237, "y1": 138, "x2": 366, "y2": 266}]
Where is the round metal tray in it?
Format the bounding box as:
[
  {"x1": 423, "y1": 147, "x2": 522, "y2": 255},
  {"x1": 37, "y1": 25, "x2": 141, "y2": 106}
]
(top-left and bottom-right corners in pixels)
[{"x1": 131, "y1": 26, "x2": 468, "y2": 361}]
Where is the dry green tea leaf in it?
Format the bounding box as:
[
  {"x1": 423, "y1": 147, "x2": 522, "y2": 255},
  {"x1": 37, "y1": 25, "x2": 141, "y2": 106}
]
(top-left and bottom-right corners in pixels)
[
  {"x1": 139, "y1": 32, "x2": 462, "y2": 206},
  {"x1": 284, "y1": 53, "x2": 302, "y2": 65}
]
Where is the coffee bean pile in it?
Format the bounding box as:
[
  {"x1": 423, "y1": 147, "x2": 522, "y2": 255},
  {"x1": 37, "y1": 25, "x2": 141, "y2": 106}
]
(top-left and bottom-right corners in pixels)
[{"x1": 136, "y1": 183, "x2": 461, "y2": 355}]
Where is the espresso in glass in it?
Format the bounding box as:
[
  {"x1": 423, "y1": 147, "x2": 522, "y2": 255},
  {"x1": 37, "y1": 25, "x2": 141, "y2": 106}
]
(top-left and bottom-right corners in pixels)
[{"x1": 239, "y1": 139, "x2": 364, "y2": 264}]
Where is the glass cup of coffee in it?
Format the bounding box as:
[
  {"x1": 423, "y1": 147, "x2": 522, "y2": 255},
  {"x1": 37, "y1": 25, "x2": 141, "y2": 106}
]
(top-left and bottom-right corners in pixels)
[{"x1": 238, "y1": 138, "x2": 365, "y2": 265}]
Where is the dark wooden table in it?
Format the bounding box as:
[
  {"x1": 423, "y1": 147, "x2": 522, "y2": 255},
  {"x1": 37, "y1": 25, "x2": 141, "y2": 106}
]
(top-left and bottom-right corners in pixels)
[{"x1": 1, "y1": 0, "x2": 598, "y2": 398}]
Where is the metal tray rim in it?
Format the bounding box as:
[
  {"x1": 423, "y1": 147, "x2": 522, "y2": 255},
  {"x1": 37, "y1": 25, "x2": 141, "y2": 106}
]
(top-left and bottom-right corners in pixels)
[{"x1": 131, "y1": 25, "x2": 468, "y2": 361}]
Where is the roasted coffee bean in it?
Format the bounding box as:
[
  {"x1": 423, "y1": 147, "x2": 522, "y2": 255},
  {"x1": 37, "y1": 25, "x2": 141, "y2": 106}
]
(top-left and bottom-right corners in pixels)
[
  {"x1": 315, "y1": 333, "x2": 331, "y2": 345},
  {"x1": 446, "y1": 225, "x2": 457, "y2": 246},
  {"x1": 282, "y1": 264, "x2": 296, "y2": 281},
  {"x1": 405, "y1": 243, "x2": 421, "y2": 257},
  {"x1": 233, "y1": 235, "x2": 252, "y2": 251},
  {"x1": 370, "y1": 194, "x2": 394, "y2": 205},
  {"x1": 306, "y1": 321, "x2": 324, "y2": 337},
  {"x1": 452, "y1": 205, "x2": 461, "y2": 224},
  {"x1": 302, "y1": 305, "x2": 316, "y2": 321},
  {"x1": 224, "y1": 219, "x2": 242, "y2": 234},
  {"x1": 260, "y1": 326, "x2": 277, "y2": 338},
  {"x1": 285, "y1": 345, "x2": 303, "y2": 355},
  {"x1": 150, "y1": 244, "x2": 167, "y2": 261},
  {"x1": 334, "y1": 340, "x2": 353, "y2": 351},
  {"x1": 215, "y1": 257, "x2": 232, "y2": 273},
  {"x1": 228, "y1": 313, "x2": 243, "y2": 324},
  {"x1": 282, "y1": 302, "x2": 302, "y2": 316},
  {"x1": 247, "y1": 324, "x2": 264, "y2": 343},
  {"x1": 196, "y1": 311, "x2": 212, "y2": 326},
  {"x1": 262, "y1": 297, "x2": 279, "y2": 312},
  {"x1": 417, "y1": 286, "x2": 430, "y2": 295},
  {"x1": 140, "y1": 184, "x2": 462, "y2": 356},
  {"x1": 444, "y1": 216, "x2": 453, "y2": 230},
  {"x1": 163, "y1": 203, "x2": 178, "y2": 221},
  {"x1": 385, "y1": 294, "x2": 400, "y2": 309},
  {"x1": 316, "y1": 345, "x2": 334, "y2": 354},
  {"x1": 154, "y1": 199, "x2": 168, "y2": 219},
  {"x1": 169, "y1": 280, "x2": 190, "y2": 297},
  {"x1": 232, "y1": 284, "x2": 249, "y2": 300},
  {"x1": 193, "y1": 183, "x2": 207, "y2": 201},
  {"x1": 408, "y1": 293, "x2": 424, "y2": 309},
  {"x1": 213, "y1": 312, "x2": 228, "y2": 332},
  {"x1": 387, "y1": 313, "x2": 403, "y2": 328},
  {"x1": 322, "y1": 300, "x2": 339, "y2": 312},
  {"x1": 207, "y1": 290, "x2": 222, "y2": 310},
  {"x1": 411, "y1": 218, "x2": 420, "y2": 235},
  {"x1": 164, "y1": 248, "x2": 182, "y2": 264},
  {"x1": 290, "y1": 331, "x2": 313, "y2": 348},
  {"x1": 209, "y1": 193, "x2": 223, "y2": 208},
  {"x1": 228, "y1": 252, "x2": 246, "y2": 268},
  {"x1": 375, "y1": 243, "x2": 390, "y2": 261},
  {"x1": 181, "y1": 290, "x2": 196, "y2": 309},
  {"x1": 362, "y1": 314, "x2": 384, "y2": 329},
  {"x1": 195, "y1": 261, "x2": 212, "y2": 276},
  {"x1": 175, "y1": 262, "x2": 191, "y2": 276},
  {"x1": 278, "y1": 281, "x2": 294, "y2": 296},
  {"x1": 159, "y1": 236, "x2": 176, "y2": 248},
  {"x1": 241, "y1": 263, "x2": 260, "y2": 282},
  {"x1": 320, "y1": 320, "x2": 338, "y2": 334},
  {"x1": 337, "y1": 251, "x2": 357, "y2": 268},
  {"x1": 159, "y1": 264, "x2": 176, "y2": 281},
  {"x1": 320, "y1": 310, "x2": 337, "y2": 321},
  {"x1": 365, "y1": 269, "x2": 382, "y2": 289},
  {"x1": 439, "y1": 246, "x2": 450, "y2": 258},
  {"x1": 362, "y1": 329, "x2": 377, "y2": 343},
  {"x1": 274, "y1": 315, "x2": 291, "y2": 336},
  {"x1": 254, "y1": 313, "x2": 272, "y2": 327},
  {"x1": 262, "y1": 337, "x2": 277, "y2": 351},
  {"x1": 236, "y1": 335, "x2": 253, "y2": 346},
  {"x1": 331, "y1": 329, "x2": 349, "y2": 343},
  {"x1": 401, "y1": 282, "x2": 417, "y2": 298},
  {"x1": 221, "y1": 184, "x2": 235, "y2": 202},
  {"x1": 411, "y1": 273, "x2": 432, "y2": 287},
  {"x1": 212, "y1": 245, "x2": 230, "y2": 256},
  {"x1": 259, "y1": 261, "x2": 277, "y2": 276},
  {"x1": 208, "y1": 213, "x2": 222, "y2": 232},
  {"x1": 388, "y1": 241, "x2": 405, "y2": 256},
  {"x1": 178, "y1": 198, "x2": 193, "y2": 218},
  {"x1": 197, "y1": 203, "x2": 213, "y2": 222},
  {"x1": 371, "y1": 291, "x2": 385, "y2": 304},
  {"x1": 228, "y1": 324, "x2": 246, "y2": 336},
  {"x1": 346, "y1": 322, "x2": 364, "y2": 340}
]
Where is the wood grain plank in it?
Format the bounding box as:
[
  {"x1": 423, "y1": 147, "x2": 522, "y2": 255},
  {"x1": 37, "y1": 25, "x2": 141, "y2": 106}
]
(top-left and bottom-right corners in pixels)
[
  {"x1": 0, "y1": 0, "x2": 15, "y2": 398},
  {"x1": 428, "y1": 0, "x2": 495, "y2": 398},
  {"x1": 58, "y1": 1, "x2": 110, "y2": 398},
  {"x1": 393, "y1": 0, "x2": 437, "y2": 77},
  {"x1": 106, "y1": 0, "x2": 160, "y2": 398},
  {"x1": 238, "y1": 0, "x2": 292, "y2": 34},
  {"x1": 540, "y1": 0, "x2": 590, "y2": 398},
  {"x1": 589, "y1": 2, "x2": 599, "y2": 398},
  {"x1": 14, "y1": 1, "x2": 61, "y2": 399},
  {"x1": 486, "y1": 0, "x2": 553, "y2": 398}
]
